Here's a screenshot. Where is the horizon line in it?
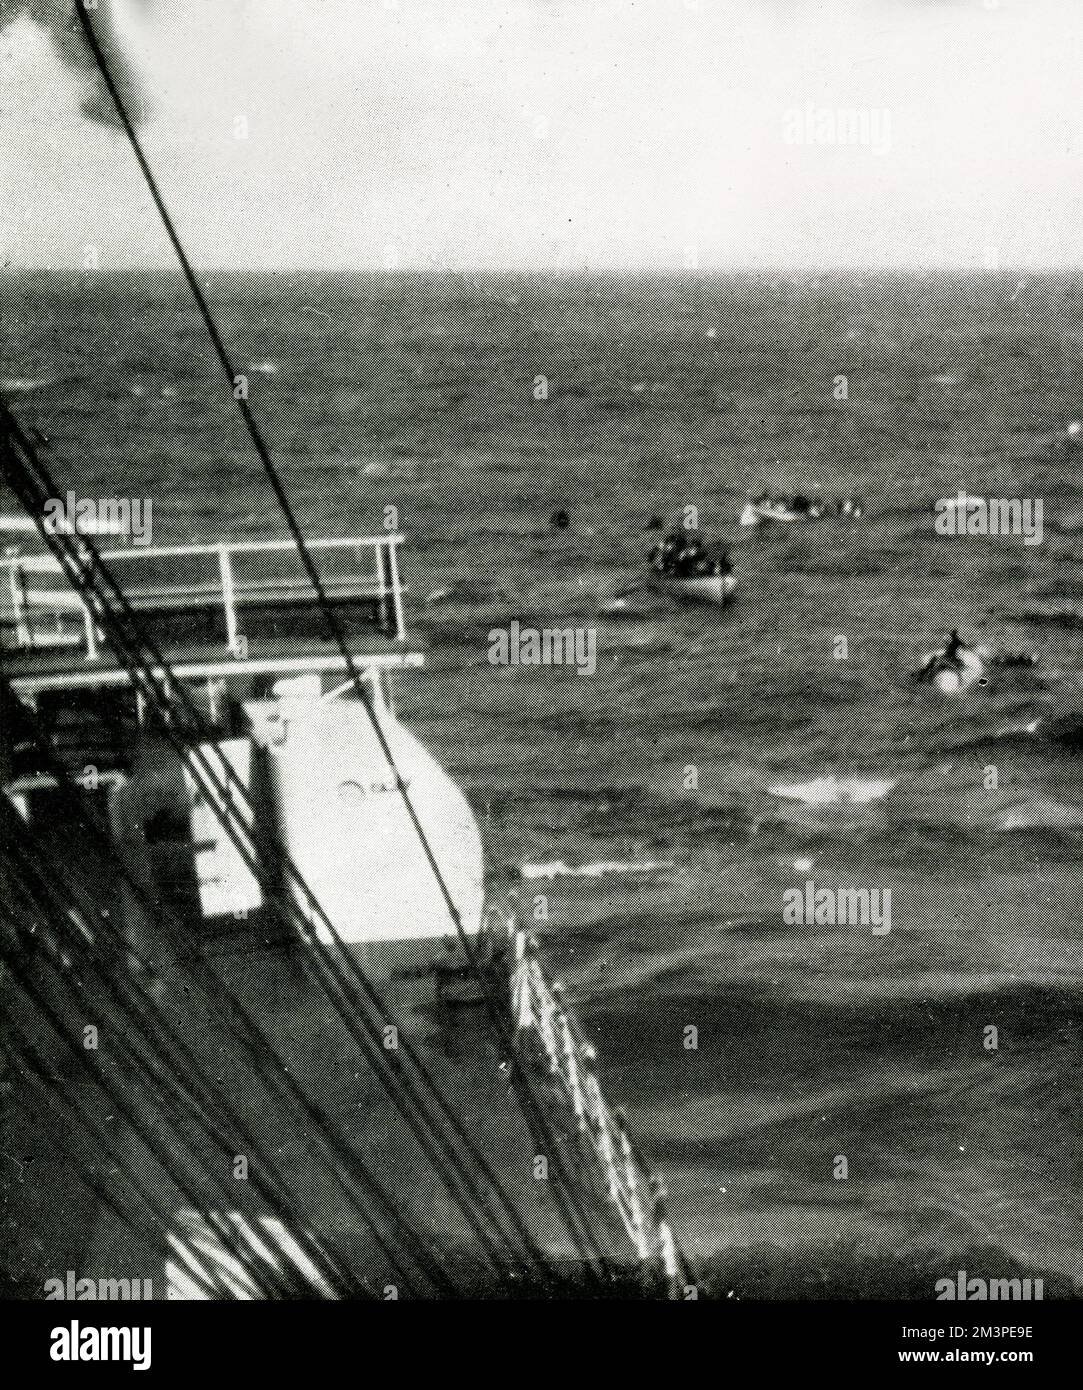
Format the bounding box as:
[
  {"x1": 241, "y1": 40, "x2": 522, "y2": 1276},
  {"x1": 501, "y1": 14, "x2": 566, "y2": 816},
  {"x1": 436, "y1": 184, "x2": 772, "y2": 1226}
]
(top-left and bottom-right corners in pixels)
[{"x1": 4, "y1": 262, "x2": 1083, "y2": 279}]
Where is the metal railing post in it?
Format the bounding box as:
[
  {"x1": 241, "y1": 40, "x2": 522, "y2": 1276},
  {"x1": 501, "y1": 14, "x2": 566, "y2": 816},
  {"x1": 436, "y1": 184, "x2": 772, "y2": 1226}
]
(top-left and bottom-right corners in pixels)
[
  {"x1": 374, "y1": 541, "x2": 388, "y2": 633},
  {"x1": 495, "y1": 891, "x2": 690, "y2": 1286},
  {"x1": 9, "y1": 562, "x2": 31, "y2": 647},
  {"x1": 218, "y1": 545, "x2": 239, "y2": 654},
  {"x1": 81, "y1": 597, "x2": 98, "y2": 661},
  {"x1": 387, "y1": 539, "x2": 405, "y2": 642}
]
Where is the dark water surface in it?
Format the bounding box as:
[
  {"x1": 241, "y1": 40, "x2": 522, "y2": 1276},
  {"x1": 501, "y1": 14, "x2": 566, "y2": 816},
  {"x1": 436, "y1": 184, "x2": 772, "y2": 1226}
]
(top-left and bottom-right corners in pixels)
[{"x1": 2, "y1": 270, "x2": 1081, "y2": 1296}]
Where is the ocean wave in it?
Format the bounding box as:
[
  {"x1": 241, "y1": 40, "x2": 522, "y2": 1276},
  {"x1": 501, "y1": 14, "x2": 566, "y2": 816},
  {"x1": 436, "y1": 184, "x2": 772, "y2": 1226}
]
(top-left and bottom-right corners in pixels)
[
  {"x1": 988, "y1": 797, "x2": 1083, "y2": 832},
  {"x1": 423, "y1": 578, "x2": 509, "y2": 605},
  {"x1": 520, "y1": 858, "x2": 674, "y2": 880},
  {"x1": 780, "y1": 556, "x2": 893, "y2": 578},
  {"x1": 768, "y1": 774, "x2": 896, "y2": 805},
  {"x1": 360, "y1": 458, "x2": 417, "y2": 479},
  {"x1": 1042, "y1": 714, "x2": 1083, "y2": 753},
  {"x1": 1, "y1": 377, "x2": 50, "y2": 392},
  {"x1": 930, "y1": 712, "x2": 1047, "y2": 758},
  {"x1": 1011, "y1": 608, "x2": 1083, "y2": 631}
]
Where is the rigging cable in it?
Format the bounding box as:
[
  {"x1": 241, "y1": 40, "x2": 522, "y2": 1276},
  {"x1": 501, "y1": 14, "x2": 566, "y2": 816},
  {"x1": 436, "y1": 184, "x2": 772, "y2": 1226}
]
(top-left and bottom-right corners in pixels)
[
  {"x1": 70, "y1": 3, "x2": 615, "y2": 1280},
  {"x1": 1, "y1": 805, "x2": 413, "y2": 1299},
  {"x1": 1, "y1": 399, "x2": 595, "y2": 1286},
  {"x1": 2, "y1": 862, "x2": 347, "y2": 1298},
  {"x1": 0, "y1": 694, "x2": 462, "y2": 1297},
  {"x1": 4, "y1": 1047, "x2": 225, "y2": 1300},
  {"x1": 0, "y1": 442, "x2": 575, "y2": 1289},
  {"x1": 0, "y1": 880, "x2": 290, "y2": 1299}
]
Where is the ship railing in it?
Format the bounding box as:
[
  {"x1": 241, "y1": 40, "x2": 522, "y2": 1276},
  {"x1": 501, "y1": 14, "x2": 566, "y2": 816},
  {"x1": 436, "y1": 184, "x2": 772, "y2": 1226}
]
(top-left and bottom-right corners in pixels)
[
  {"x1": 486, "y1": 892, "x2": 689, "y2": 1298},
  {"x1": 1, "y1": 534, "x2": 407, "y2": 657}
]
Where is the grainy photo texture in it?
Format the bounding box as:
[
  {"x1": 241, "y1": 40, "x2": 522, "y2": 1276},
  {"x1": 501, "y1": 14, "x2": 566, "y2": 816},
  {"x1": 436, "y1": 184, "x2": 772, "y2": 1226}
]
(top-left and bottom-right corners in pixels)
[{"x1": 0, "y1": 0, "x2": 1079, "y2": 1347}]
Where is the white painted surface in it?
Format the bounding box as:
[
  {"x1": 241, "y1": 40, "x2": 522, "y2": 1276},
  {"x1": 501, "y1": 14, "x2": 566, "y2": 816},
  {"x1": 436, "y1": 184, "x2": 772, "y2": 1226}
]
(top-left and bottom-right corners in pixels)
[
  {"x1": 184, "y1": 739, "x2": 263, "y2": 918},
  {"x1": 248, "y1": 691, "x2": 484, "y2": 944}
]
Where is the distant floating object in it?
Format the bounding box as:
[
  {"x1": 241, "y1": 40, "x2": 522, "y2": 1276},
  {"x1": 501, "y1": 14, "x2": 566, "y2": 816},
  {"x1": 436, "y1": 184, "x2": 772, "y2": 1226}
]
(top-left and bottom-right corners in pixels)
[
  {"x1": 989, "y1": 651, "x2": 1038, "y2": 671},
  {"x1": 706, "y1": 328, "x2": 717, "y2": 339},
  {"x1": 360, "y1": 459, "x2": 417, "y2": 480},
  {"x1": 1051, "y1": 421, "x2": 1083, "y2": 455},
  {"x1": 550, "y1": 508, "x2": 571, "y2": 530},
  {"x1": 914, "y1": 645, "x2": 986, "y2": 694}
]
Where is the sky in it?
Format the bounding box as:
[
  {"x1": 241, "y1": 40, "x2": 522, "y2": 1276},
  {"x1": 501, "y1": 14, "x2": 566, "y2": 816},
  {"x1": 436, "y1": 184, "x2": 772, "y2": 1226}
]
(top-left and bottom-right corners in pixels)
[{"x1": 2, "y1": 0, "x2": 1083, "y2": 272}]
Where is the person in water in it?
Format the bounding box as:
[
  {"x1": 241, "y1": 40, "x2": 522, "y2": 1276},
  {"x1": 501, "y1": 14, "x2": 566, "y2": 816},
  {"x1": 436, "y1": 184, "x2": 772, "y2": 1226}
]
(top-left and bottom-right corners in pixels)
[
  {"x1": 915, "y1": 629, "x2": 972, "y2": 681},
  {"x1": 677, "y1": 534, "x2": 706, "y2": 573},
  {"x1": 943, "y1": 629, "x2": 966, "y2": 662},
  {"x1": 648, "y1": 529, "x2": 686, "y2": 573}
]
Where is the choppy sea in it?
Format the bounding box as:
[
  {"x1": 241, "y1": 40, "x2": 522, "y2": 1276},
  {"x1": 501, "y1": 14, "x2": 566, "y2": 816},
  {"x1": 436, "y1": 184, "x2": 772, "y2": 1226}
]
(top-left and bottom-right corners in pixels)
[{"x1": 2, "y1": 270, "x2": 1081, "y2": 1296}]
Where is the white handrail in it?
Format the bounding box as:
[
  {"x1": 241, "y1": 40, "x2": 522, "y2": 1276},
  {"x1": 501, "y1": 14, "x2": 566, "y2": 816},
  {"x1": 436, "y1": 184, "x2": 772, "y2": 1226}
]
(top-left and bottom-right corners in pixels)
[
  {"x1": 2, "y1": 534, "x2": 404, "y2": 575},
  {"x1": 1, "y1": 534, "x2": 408, "y2": 657},
  {"x1": 495, "y1": 895, "x2": 689, "y2": 1296}
]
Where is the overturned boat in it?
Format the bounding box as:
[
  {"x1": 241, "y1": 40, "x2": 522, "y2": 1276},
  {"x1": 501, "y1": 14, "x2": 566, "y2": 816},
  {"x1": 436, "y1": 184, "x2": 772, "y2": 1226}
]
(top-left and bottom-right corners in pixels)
[
  {"x1": 913, "y1": 640, "x2": 986, "y2": 693},
  {"x1": 740, "y1": 497, "x2": 862, "y2": 527}
]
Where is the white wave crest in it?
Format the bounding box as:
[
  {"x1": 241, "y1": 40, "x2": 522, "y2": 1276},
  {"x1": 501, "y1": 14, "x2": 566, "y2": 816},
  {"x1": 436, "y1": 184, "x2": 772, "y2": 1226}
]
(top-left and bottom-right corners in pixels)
[
  {"x1": 520, "y1": 858, "x2": 674, "y2": 881},
  {"x1": 768, "y1": 774, "x2": 896, "y2": 805}
]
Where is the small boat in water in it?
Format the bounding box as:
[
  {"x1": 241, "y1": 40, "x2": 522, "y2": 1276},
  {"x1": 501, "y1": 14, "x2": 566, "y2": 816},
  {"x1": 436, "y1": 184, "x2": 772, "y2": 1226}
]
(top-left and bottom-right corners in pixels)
[
  {"x1": 740, "y1": 495, "x2": 863, "y2": 527},
  {"x1": 652, "y1": 570, "x2": 737, "y2": 606},
  {"x1": 740, "y1": 501, "x2": 801, "y2": 526},
  {"x1": 647, "y1": 529, "x2": 735, "y2": 606},
  {"x1": 0, "y1": 3, "x2": 692, "y2": 1299}
]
